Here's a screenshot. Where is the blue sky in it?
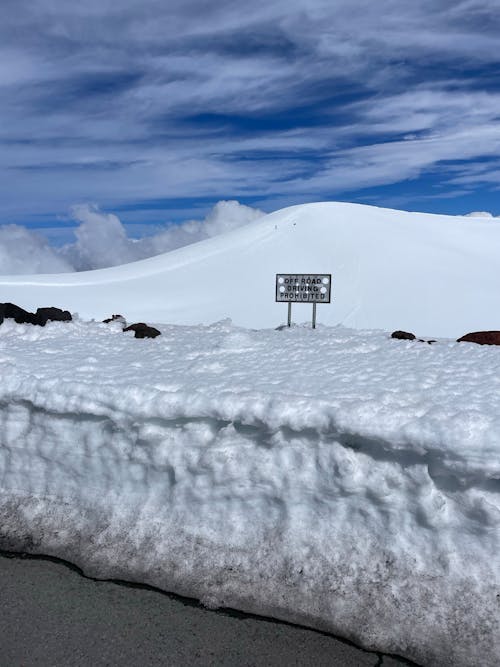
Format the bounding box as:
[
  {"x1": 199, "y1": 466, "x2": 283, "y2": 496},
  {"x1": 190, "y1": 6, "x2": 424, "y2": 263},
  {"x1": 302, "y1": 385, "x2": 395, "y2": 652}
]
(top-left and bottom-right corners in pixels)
[{"x1": 2, "y1": 0, "x2": 500, "y2": 241}]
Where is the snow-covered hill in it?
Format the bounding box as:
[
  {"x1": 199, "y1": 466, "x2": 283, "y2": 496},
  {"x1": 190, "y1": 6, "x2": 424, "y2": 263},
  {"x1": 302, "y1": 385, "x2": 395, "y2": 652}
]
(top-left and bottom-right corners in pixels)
[
  {"x1": 2, "y1": 202, "x2": 500, "y2": 337},
  {"x1": 2, "y1": 201, "x2": 500, "y2": 666}
]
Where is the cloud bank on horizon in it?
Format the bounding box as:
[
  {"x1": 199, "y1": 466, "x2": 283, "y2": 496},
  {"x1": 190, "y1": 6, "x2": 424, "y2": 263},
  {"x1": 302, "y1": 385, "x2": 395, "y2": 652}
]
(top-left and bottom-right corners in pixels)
[
  {"x1": 1, "y1": 0, "x2": 500, "y2": 231},
  {"x1": 0, "y1": 200, "x2": 264, "y2": 274}
]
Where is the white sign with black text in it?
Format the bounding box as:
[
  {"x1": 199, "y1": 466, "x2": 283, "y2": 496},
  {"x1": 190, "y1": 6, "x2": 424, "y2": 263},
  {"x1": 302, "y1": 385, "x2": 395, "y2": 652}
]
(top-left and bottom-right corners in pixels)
[
  {"x1": 275, "y1": 273, "x2": 331, "y2": 328},
  {"x1": 275, "y1": 273, "x2": 331, "y2": 303}
]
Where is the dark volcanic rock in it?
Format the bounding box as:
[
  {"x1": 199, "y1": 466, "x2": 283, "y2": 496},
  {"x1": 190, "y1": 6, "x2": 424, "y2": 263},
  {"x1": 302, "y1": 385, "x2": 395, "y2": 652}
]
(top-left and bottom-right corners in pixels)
[
  {"x1": 457, "y1": 331, "x2": 500, "y2": 346},
  {"x1": 0, "y1": 302, "x2": 37, "y2": 325},
  {"x1": 103, "y1": 314, "x2": 126, "y2": 324},
  {"x1": 123, "y1": 322, "x2": 161, "y2": 339},
  {"x1": 35, "y1": 307, "x2": 72, "y2": 326},
  {"x1": 391, "y1": 330, "x2": 416, "y2": 340},
  {"x1": 0, "y1": 303, "x2": 72, "y2": 327}
]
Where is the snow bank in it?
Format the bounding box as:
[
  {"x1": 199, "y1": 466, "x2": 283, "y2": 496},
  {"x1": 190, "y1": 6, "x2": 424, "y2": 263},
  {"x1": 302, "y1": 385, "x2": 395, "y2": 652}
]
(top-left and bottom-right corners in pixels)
[
  {"x1": 2, "y1": 201, "x2": 500, "y2": 337},
  {"x1": 1, "y1": 318, "x2": 499, "y2": 666}
]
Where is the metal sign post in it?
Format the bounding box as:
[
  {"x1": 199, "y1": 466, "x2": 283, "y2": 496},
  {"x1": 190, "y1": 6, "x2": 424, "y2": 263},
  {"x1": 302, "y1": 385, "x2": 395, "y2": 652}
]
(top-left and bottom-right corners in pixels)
[{"x1": 276, "y1": 274, "x2": 331, "y2": 328}]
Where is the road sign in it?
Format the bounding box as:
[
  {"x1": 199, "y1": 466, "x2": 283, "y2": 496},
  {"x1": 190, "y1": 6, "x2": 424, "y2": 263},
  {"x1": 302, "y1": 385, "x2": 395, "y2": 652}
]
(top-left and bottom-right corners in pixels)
[
  {"x1": 275, "y1": 274, "x2": 332, "y2": 329},
  {"x1": 275, "y1": 274, "x2": 331, "y2": 303}
]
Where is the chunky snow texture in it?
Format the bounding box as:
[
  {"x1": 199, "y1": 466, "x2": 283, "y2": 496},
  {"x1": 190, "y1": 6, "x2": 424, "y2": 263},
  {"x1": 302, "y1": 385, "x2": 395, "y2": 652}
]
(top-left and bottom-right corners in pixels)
[
  {"x1": 2, "y1": 202, "x2": 500, "y2": 338},
  {"x1": 1, "y1": 318, "x2": 500, "y2": 666}
]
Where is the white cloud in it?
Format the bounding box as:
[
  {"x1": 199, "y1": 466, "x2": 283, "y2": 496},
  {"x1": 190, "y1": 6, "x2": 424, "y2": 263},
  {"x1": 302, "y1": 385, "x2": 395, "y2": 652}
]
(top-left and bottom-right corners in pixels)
[
  {"x1": 60, "y1": 205, "x2": 138, "y2": 271},
  {"x1": 123, "y1": 200, "x2": 264, "y2": 263},
  {"x1": 464, "y1": 211, "x2": 496, "y2": 218},
  {"x1": 0, "y1": 200, "x2": 264, "y2": 274},
  {"x1": 203, "y1": 199, "x2": 264, "y2": 235},
  {"x1": 0, "y1": 225, "x2": 73, "y2": 275}
]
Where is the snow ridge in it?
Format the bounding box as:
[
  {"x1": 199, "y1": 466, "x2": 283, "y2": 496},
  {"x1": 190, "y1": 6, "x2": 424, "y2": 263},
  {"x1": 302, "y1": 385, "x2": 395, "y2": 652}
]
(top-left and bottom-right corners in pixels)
[{"x1": 1, "y1": 318, "x2": 500, "y2": 665}]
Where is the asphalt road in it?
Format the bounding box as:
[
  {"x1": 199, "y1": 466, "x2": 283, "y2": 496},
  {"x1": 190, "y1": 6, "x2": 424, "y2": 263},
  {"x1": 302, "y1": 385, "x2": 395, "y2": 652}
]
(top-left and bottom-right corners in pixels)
[{"x1": 0, "y1": 552, "x2": 416, "y2": 667}]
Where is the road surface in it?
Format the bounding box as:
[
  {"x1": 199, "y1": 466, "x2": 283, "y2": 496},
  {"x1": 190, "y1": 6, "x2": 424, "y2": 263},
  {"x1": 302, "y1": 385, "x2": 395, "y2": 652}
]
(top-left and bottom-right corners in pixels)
[{"x1": 0, "y1": 552, "x2": 417, "y2": 666}]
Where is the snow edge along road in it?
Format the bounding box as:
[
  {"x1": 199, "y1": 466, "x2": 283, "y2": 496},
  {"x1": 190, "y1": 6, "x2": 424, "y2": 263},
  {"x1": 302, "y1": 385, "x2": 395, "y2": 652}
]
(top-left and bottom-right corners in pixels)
[{"x1": 1, "y1": 318, "x2": 500, "y2": 666}]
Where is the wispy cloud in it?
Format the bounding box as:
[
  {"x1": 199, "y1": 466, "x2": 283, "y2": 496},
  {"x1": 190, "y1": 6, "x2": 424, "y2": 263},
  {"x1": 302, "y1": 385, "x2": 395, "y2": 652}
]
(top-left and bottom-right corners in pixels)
[{"x1": 1, "y1": 0, "x2": 500, "y2": 225}]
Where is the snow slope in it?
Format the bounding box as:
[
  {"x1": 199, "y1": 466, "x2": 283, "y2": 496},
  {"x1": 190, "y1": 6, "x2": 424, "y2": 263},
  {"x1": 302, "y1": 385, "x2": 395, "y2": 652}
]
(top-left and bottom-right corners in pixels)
[
  {"x1": 1, "y1": 317, "x2": 500, "y2": 666},
  {"x1": 2, "y1": 202, "x2": 500, "y2": 337},
  {"x1": 2, "y1": 201, "x2": 500, "y2": 665}
]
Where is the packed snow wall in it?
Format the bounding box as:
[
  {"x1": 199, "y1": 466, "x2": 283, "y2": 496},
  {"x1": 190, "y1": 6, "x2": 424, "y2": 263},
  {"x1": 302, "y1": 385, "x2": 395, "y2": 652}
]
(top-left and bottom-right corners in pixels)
[{"x1": 1, "y1": 318, "x2": 500, "y2": 666}]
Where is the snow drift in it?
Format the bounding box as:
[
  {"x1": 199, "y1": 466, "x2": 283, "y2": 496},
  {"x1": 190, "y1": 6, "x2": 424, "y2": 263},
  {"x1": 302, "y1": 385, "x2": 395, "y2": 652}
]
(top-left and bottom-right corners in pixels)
[
  {"x1": 1, "y1": 201, "x2": 500, "y2": 338},
  {"x1": 1, "y1": 317, "x2": 500, "y2": 666}
]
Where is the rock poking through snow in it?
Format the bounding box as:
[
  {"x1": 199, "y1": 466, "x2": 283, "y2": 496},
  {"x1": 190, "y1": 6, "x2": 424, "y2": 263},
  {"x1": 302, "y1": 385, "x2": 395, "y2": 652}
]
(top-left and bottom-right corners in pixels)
[
  {"x1": 391, "y1": 330, "x2": 416, "y2": 340},
  {"x1": 35, "y1": 307, "x2": 72, "y2": 326},
  {"x1": 103, "y1": 314, "x2": 127, "y2": 326},
  {"x1": 0, "y1": 302, "x2": 72, "y2": 327},
  {"x1": 123, "y1": 322, "x2": 161, "y2": 338},
  {"x1": 457, "y1": 331, "x2": 500, "y2": 345}
]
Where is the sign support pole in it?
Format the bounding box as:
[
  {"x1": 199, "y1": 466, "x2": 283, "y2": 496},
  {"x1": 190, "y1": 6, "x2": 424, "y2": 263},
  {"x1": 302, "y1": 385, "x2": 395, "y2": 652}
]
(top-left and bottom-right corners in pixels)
[
  {"x1": 287, "y1": 302, "x2": 292, "y2": 327},
  {"x1": 312, "y1": 302, "x2": 317, "y2": 329}
]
